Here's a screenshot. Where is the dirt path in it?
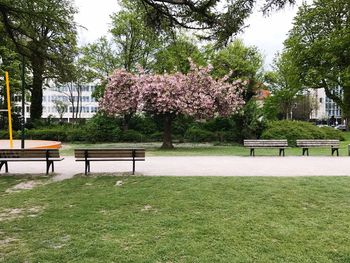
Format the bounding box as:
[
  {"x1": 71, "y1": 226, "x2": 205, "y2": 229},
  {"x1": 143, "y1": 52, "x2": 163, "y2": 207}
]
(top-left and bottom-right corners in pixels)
[{"x1": 1, "y1": 156, "x2": 349, "y2": 180}]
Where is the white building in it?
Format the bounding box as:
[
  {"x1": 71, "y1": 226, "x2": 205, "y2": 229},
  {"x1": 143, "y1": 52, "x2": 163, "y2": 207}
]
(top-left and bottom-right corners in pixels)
[
  {"x1": 14, "y1": 82, "x2": 99, "y2": 122},
  {"x1": 310, "y1": 87, "x2": 343, "y2": 123}
]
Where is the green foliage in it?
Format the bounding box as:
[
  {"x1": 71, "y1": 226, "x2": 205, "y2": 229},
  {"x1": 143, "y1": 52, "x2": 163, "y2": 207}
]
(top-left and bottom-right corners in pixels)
[
  {"x1": 261, "y1": 120, "x2": 345, "y2": 146},
  {"x1": 240, "y1": 101, "x2": 266, "y2": 140},
  {"x1": 85, "y1": 113, "x2": 121, "y2": 143},
  {"x1": 138, "y1": 0, "x2": 295, "y2": 47},
  {"x1": 285, "y1": 0, "x2": 350, "y2": 121},
  {"x1": 26, "y1": 128, "x2": 68, "y2": 141},
  {"x1": 110, "y1": 0, "x2": 161, "y2": 72},
  {"x1": 0, "y1": 0, "x2": 78, "y2": 121},
  {"x1": 128, "y1": 114, "x2": 158, "y2": 135},
  {"x1": 184, "y1": 127, "x2": 216, "y2": 142},
  {"x1": 212, "y1": 39, "x2": 263, "y2": 80},
  {"x1": 152, "y1": 36, "x2": 206, "y2": 74},
  {"x1": 121, "y1": 129, "x2": 144, "y2": 142},
  {"x1": 211, "y1": 39, "x2": 264, "y2": 101},
  {"x1": 79, "y1": 37, "x2": 119, "y2": 81},
  {"x1": 0, "y1": 130, "x2": 19, "y2": 139},
  {"x1": 263, "y1": 51, "x2": 303, "y2": 120},
  {"x1": 149, "y1": 131, "x2": 163, "y2": 142}
]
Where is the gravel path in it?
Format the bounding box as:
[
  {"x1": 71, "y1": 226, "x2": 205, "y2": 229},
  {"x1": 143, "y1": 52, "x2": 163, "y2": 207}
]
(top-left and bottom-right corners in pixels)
[{"x1": 0, "y1": 156, "x2": 349, "y2": 181}]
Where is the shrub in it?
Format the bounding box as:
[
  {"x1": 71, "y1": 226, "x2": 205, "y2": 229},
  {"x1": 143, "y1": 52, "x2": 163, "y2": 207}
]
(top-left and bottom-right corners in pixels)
[
  {"x1": 261, "y1": 120, "x2": 344, "y2": 146},
  {"x1": 184, "y1": 127, "x2": 216, "y2": 142},
  {"x1": 85, "y1": 113, "x2": 121, "y2": 143},
  {"x1": 66, "y1": 128, "x2": 87, "y2": 142},
  {"x1": 26, "y1": 128, "x2": 68, "y2": 141},
  {"x1": 321, "y1": 126, "x2": 345, "y2": 140},
  {"x1": 121, "y1": 129, "x2": 144, "y2": 142},
  {"x1": 149, "y1": 132, "x2": 163, "y2": 142},
  {"x1": 0, "y1": 130, "x2": 19, "y2": 139},
  {"x1": 203, "y1": 117, "x2": 233, "y2": 132},
  {"x1": 128, "y1": 114, "x2": 158, "y2": 135}
]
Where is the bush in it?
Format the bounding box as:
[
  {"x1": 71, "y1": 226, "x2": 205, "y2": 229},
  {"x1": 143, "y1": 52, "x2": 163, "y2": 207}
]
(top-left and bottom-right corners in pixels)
[
  {"x1": 203, "y1": 117, "x2": 233, "y2": 132},
  {"x1": 184, "y1": 127, "x2": 216, "y2": 142},
  {"x1": 121, "y1": 129, "x2": 144, "y2": 142},
  {"x1": 66, "y1": 128, "x2": 87, "y2": 142},
  {"x1": 85, "y1": 113, "x2": 121, "y2": 143},
  {"x1": 26, "y1": 128, "x2": 68, "y2": 141},
  {"x1": 261, "y1": 120, "x2": 344, "y2": 146},
  {"x1": 0, "y1": 130, "x2": 19, "y2": 139},
  {"x1": 149, "y1": 132, "x2": 163, "y2": 142},
  {"x1": 128, "y1": 114, "x2": 158, "y2": 135}
]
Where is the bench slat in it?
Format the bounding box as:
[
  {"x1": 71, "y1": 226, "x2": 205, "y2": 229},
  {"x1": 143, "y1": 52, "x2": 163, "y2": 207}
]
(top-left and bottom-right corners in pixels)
[
  {"x1": 75, "y1": 153, "x2": 145, "y2": 158},
  {"x1": 296, "y1": 140, "x2": 339, "y2": 147},
  {"x1": 76, "y1": 158, "x2": 145, "y2": 162},
  {"x1": 244, "y1": 140, "x2": 288, "y2": 147},
  {"x1": 74, "y1": 149, "x2": 145, "y2": 159},
  {"x1": 0, "y1": 149, "x2": 61, "y2": 158}
]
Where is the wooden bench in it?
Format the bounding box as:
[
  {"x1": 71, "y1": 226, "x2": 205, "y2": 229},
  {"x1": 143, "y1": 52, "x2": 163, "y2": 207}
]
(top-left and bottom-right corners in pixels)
[
  {"x1": 0, "y1": 149, "x2": 63, "y2": 175},
  {"x1": 296, "y1": 140, "x2": 340, "y2": 156},
  {"x1": 74, "y1": 148, "x2": 145, "y2": 175},
  {"x1": 244, "y1": 139, "x2": 288, "y2": 156}
]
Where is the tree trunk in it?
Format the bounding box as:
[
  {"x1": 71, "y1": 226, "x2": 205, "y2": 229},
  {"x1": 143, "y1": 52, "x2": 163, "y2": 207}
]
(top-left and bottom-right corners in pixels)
[
  {"x1": 30, "y1": 57, "x2": 44, "y2": 121},
  {"x1": 122, "y1": 114, "x2": 132, "y2": 132},
  {"x1": 161, "y1": 113, "x2": 174, "y2": 149}
]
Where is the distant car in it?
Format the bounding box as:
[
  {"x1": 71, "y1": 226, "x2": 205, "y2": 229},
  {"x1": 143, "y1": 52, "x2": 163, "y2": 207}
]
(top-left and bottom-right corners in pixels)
[{"x1": 335, "y1": 125, "x2": 347, "y2": 131}]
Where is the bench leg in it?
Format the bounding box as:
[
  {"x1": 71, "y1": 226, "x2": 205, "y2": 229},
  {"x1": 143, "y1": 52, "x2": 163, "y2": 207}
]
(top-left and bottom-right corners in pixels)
[
  {"x1": 46, "y1": 161, "x2": 54, "y2": 175},
  {"x1": 250, "y1": 148, "x2": 255, "y2": 157},
  {"x1": 302, "y1": 148, "x2": 309, "y2": 156},
  {"x1": 132, "y1": 159, "x2": 135, "y2": 175},
  {"x1": 279, "y1": 149, "x2": 285, "y2": 156},
  {"x1": 0, "y1": 161, "x2": 8, "y2": 173},
  {"x1": 332, "y1": 148, "x2": 339, "y2": 156},
  {"x1": 85, "y1": 161, "x2": 90, "y2": 175}
]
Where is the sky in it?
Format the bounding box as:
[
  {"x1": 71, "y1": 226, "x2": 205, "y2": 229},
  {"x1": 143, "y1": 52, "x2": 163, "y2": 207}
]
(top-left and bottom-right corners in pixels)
[{"x1": 73, "y1": 0, "x2": 300, "y2": 69}]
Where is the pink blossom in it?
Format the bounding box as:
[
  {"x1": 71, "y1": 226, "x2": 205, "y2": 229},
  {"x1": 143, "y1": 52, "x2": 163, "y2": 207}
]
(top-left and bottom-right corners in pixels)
[{"x1": 100, "y1": 64, "x2": 245, "y2": 119}]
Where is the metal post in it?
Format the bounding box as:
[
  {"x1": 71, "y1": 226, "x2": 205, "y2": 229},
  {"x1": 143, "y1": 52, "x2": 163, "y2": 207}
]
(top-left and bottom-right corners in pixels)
[{"x1": 21, "y1": 55, "x2": 25, "y2": 149}]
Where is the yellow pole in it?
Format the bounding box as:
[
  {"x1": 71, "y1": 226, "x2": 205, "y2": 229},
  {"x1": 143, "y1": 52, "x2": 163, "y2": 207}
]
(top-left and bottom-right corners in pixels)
[{"x1": 5, "y1": 72, "x2": 13, "y2": 148}]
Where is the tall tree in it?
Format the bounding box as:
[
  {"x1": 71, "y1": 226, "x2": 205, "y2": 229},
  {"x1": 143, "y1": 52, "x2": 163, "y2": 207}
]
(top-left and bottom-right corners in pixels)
[
  {"x1": 80, "y1": 37, "x2": 119, "y2": 82},
  {"x1": 55, "y1": 60, "x2": 88, "y2": 122},
  {"x1": 0, "y1": 0, "x2": 78, "y2": 121},
  {"x1": 101, "y1": 63, "x2": 245, "y2": 148},
  {"x1": 211, "y1": 39, "x2": 263, "y2": 101},
  {"x1": 263, "y1": 51, "x2": 302, "y2": 120},
  {"x1": 79, "y1": 37, "x2": 119, "y2": 99},
  {"x1": 110, "y1": 0, "x2": 161, "y2": 72},
  {"x1": 285, "y1": 0, "x2": 350, "y2": 127},
  {"x1": 152, "y1": 36, "x2": 206, "y2": 74},
  {"x1": 137, "y1": 0, "x2": 295, "y2": 46},
  {"x1": 100, "y1": 69, "x2": 139, "y2": 131}
]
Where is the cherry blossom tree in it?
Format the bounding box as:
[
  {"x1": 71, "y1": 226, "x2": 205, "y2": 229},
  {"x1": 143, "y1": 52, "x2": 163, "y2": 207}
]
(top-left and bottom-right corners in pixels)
[
  {"x1": 100, "y1": 69, "x2": 139, "y2": 131},
  {"x1": 101, "y1": 64, "x2": 245, "y2": 148}
]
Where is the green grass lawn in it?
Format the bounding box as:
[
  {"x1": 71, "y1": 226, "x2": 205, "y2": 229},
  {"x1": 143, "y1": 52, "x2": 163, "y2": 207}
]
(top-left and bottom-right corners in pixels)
[
  {"x1": 61, "y1": 131, "x2": 350, "y2": 156},
  {"x1": 1, "y1": 176, "x2": 350, "y2": 262}
]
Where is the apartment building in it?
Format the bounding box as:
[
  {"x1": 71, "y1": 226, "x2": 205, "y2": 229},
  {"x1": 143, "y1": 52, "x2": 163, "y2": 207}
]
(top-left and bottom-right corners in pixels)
[
  {"x1": 310, "y1": 87, "x2": 343, "y2": 124},
  {"x1": 14, "y1": 82, "x2": 99, "y2": 122}
]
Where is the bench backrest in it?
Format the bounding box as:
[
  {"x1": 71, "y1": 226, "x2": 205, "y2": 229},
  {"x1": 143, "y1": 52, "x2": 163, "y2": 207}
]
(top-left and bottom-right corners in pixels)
[
  {"x1": 74, "y1": 148, "x2": 145, "y2": 159},
  {"x1": 244, "y1": 139, "x2": 288, "y2": 147},
  {"x1": 296, "y1": 139, "x2": 339, "y2": 147},
  {"x1": 0, "y1": 149, "x2": 60, "y2": 159}
]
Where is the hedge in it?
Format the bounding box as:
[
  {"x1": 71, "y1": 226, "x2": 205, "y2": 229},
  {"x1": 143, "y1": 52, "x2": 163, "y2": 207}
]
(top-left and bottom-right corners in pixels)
[{"x1": 261, "y1": 120, "x2": 345, "y2": 146}]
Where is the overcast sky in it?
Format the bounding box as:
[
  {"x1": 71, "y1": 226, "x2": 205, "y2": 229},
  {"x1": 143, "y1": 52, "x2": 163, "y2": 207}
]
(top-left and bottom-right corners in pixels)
[{"x1": 73, "y1": 0, "x2": 300, "y2": 69}]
